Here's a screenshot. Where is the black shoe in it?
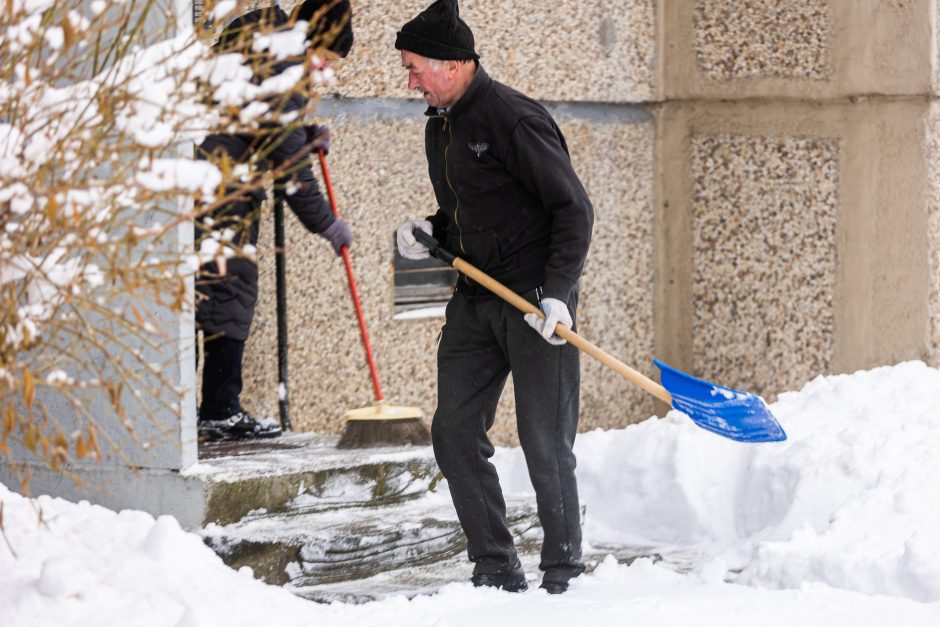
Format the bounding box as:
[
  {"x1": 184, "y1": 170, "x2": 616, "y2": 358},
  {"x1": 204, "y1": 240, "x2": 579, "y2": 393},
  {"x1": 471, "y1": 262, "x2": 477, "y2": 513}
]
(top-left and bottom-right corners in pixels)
[
  {"x1": 198, "y1": 411, "x2": 282, "y2": 442},
  {"x1": 539, "y1": 565, "x2": 583, "y2": 595},
  {"x1": 539, "y1": 580, "x2": 568, "y2": 595},
  {"x1": 471, "y1": 560, "x2": 528, "y2": 592}
]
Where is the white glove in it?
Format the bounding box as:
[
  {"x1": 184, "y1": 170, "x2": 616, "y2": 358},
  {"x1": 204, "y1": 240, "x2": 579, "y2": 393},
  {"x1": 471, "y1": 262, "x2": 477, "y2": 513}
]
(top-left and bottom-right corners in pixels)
[
  {"x1": 524, "y1": 297, "x2": 572, "y2": 345},
  {"x1": 396, "y1": 219, "x2": 433, "y2": 259}
]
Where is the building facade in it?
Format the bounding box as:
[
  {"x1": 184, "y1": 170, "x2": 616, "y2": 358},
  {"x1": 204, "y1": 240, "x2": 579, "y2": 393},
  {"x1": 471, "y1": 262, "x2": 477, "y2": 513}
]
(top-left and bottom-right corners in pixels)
[{"x1": 242, "y1": 0, "x2": 940, "y2": 444}]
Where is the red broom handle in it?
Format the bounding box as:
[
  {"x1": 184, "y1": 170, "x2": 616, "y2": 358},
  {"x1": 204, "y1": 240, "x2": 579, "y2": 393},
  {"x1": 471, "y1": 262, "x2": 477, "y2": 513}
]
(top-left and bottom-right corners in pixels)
[{"x1": 318, "y1": 151, "x2": 384, "y2": 402}]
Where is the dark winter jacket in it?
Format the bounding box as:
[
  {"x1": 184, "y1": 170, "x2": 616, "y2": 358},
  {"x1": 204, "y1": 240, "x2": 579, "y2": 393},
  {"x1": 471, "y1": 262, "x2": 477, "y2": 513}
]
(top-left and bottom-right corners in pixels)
[
  {"x1": 195, "y1": 6, "x2": 334, "y2": 341},
  {"x1": 213, "y1": 4, "x2": 307, "y2": 114},
  {"x1": 424, "y1": 65, "x2": 593, "y2": 303}
]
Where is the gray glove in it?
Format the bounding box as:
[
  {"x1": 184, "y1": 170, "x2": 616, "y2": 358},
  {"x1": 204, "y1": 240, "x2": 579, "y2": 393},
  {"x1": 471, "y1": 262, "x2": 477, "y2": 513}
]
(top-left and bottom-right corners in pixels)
[
  {"x1": 396, "y1": 219, "x2": 433, "y2": 259},
  {"x1": 305, "y1": 124, "x2": 331, "y2": 155},
  {"x1": 524, "y1": 297, "x2": 572, "y2": 345},
  {"x1": 319, "y1": 218, "x2": 351, "y2": 256}
]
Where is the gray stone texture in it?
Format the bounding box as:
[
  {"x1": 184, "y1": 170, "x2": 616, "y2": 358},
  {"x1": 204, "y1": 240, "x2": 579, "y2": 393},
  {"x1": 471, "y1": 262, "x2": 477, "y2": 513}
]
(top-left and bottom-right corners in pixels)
[
  {"x1": 666, "y1": 0, "x2": 935, "y2": 100},
  {"x1": 694, "y1": 0, "x2": 832, "y2": 81},
  {"x1": 690, "y1": 133, "x2": 839, "y2": 399},
  {"x1": 322, "y1": 0, "x2": 656, "y2": 103},
  {"x1": 657, "y1": 98, "x2": 933, "y2": 400}
]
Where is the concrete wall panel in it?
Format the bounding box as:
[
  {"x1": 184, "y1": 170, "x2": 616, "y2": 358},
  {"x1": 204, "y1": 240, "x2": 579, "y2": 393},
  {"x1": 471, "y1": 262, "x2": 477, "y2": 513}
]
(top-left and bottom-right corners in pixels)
[
  {"x1": 657, "y1": 99, "x2": 931, "y2": 401},
  {"x1": 664, "y1": 0, "x2": 934, "y2": 100},
  {"x1": 690, "y1": 133, "x2": 839, "y2": 398},
  {"x1": 693, "y1": 0, "x2": 833, "y2": 81},
  {"x1": 926, "y1": 104, "x2": 940, "y2": 366}
]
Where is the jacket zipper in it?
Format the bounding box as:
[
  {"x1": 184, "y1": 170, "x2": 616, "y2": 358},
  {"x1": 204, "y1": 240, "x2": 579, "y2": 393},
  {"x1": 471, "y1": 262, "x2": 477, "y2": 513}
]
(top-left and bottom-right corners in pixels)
[{"x1": 436, "y1": 114, "x2": 465, "y2": 255}]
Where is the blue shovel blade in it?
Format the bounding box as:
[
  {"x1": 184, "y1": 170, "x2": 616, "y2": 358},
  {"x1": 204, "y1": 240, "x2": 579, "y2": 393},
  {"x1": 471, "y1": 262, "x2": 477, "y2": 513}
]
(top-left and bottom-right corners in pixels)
[{"x1": 654, "y1": 360, "x2": 787, "y2": 443}]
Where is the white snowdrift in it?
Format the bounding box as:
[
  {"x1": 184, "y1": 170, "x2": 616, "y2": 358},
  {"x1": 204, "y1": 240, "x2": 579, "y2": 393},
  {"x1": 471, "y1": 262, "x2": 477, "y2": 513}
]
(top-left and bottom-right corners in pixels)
[
  {"x1": 1, "y1": 362, "x2": 939, "y2": 627},
  {"x1": 496, "y1": 360, "x2": 940, "y2": 602}
]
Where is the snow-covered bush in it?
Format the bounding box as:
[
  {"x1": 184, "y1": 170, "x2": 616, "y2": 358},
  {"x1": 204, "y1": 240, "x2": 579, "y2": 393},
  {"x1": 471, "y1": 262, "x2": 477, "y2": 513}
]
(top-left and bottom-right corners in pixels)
[{"x1": 0, "y1": 0, "x2": 327, "y2": 485}]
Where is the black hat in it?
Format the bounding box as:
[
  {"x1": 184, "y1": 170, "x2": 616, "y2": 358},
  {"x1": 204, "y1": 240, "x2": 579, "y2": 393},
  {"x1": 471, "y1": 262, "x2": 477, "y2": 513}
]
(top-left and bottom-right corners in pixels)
[
  {"x1": 295, "y1": 0, "x2": 354, "y2": 58},
  {"x1": 395, "y1": 0, "x2": 478, "y2": 61}
]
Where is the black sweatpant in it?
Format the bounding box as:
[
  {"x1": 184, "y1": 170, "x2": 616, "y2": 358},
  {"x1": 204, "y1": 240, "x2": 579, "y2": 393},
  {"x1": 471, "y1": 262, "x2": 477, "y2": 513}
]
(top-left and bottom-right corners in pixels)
[
  {"x1": 198, "y1": 335, "x2": 246, "y2": 421},
  {"x1": 432, "y1": 288, "x2": 584, "y2": 579}
]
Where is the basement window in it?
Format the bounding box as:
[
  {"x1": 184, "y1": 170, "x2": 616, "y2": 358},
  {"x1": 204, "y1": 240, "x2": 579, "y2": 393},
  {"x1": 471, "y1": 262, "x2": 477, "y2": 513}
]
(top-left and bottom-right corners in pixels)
[{"x1": 392, "y1": 235, "x2": 456, "y2": 319}]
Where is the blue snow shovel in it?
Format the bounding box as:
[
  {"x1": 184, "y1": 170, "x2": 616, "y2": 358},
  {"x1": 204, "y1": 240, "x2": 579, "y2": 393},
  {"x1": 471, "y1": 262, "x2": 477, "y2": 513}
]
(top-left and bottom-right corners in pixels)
[{"x1": 413, "y1": 229, "x2": 786, "y2": 443}]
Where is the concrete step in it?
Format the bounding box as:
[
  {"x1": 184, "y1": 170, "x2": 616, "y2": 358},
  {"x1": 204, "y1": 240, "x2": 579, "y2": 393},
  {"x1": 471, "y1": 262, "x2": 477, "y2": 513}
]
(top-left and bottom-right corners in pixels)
[
  {"x1": 193, "y1": 432, "x2": 666, "y2": 603},
  {"x1": 201, "y1": 492, "x2": 543, "y2": 588},
  {"x1": 192, "y1": 433, "x2": 440, "y2": 525}
]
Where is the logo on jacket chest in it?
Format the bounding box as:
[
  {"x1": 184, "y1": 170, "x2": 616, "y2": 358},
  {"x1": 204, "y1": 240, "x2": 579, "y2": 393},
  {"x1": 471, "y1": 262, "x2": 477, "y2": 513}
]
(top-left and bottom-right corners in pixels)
[{"x1": 468, "y1": 142, "x2": 489, "y2": 158}]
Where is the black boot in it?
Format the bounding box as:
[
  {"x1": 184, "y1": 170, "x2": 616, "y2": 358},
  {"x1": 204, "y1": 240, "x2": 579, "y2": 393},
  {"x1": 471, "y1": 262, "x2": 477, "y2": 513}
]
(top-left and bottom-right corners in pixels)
[
  {"x1": 538, "y1": 580, "x2": 568, "y2": 595},
  {"x1": 471, "y1": 559, "x2": 528, "y2": 592},
  {"x1": 539, "y1": 566, "x2": 584, "y2": 595}
]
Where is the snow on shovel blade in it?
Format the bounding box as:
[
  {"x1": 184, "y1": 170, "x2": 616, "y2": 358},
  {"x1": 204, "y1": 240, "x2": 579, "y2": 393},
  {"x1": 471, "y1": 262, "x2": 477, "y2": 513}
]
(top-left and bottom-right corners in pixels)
[{"x1": 654, "y1": 360, "x2": 787, "y2": 443}]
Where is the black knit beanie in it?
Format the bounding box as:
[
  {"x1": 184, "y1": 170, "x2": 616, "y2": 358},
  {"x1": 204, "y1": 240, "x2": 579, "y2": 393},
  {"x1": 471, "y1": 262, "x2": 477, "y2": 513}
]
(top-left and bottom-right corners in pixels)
[
  {"x1": 395, "y1": 0, "x2": 478, "y2": 61},
  {"x1": 295, "y1": 0, "x2": 354, "y2": 58}
]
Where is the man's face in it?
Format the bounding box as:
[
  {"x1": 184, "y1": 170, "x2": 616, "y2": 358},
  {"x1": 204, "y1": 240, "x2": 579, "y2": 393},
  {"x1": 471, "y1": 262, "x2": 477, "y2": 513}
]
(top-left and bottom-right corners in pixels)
[{"x1": 401, "y1": 50, "x2": 452, "y2": 108}]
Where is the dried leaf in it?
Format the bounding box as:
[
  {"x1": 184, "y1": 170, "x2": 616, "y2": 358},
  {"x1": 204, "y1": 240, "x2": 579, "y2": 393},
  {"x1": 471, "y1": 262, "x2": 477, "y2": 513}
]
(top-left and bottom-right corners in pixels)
[
  {"x1": 45, "y1": 194, "x2": 59, "y2": 220},
  {"x1": 23, "y1": 371, "x2": 34, "y2": 409},
  {"x1": 130, "y1": 305, "x2": 147, "y2": 328},
  {"x1": 20, "y1": 467, "x2": 31, "y2": 497},
  {"x1": 87, "y1": 426, "x2": 101, "y2": 461},
  {"x1": 62, "y1": 15, "x2": 77, "y2": 51},
  {"x1": 2, "y1": 405, "x2": 13, "y2": 437},
  {"x1": 24, "y1": 424, "x2": 38, "y2": 452},
  {"x1": 51, "y1": 437, "x2": 67, "y2": 470}
]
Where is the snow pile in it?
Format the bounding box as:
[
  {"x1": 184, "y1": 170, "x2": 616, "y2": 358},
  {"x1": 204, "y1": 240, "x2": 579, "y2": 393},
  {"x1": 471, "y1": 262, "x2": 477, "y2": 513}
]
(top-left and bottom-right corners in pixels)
[
  {"x1": 1, "y1": 485, "x2": 938, "y2": 627},
  {"x1": 496, "y1": 360, "x2": 940, "y2": 602},
  {"x1": 2, "y1": 363, "x2": 940, "y2": 626},
  {"x1": 0, "y1": 490, "x2": 316, "y2": 626}
]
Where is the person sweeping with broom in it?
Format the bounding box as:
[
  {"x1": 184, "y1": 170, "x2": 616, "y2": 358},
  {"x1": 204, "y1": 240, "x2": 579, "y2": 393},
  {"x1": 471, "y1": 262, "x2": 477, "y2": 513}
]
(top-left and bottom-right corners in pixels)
[
  {"x1": 195, "y1": 1, "x2": 355, "y2": 442},
  {"x1": 394, "y1": 0, "x2": 594, "y2": 595}
]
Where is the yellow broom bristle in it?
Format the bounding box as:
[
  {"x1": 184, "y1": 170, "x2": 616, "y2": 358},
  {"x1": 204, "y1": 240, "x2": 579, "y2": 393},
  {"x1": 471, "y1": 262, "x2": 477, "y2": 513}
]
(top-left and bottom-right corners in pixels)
[{"x1": 336, "y1": 418, "x2": 431, "y2": 449}]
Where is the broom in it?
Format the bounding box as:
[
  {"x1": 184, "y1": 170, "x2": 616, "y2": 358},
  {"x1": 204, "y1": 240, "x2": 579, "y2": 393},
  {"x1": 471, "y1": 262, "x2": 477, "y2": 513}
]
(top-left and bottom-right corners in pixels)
[{"x1": 317, "y1": 150, "x2": 430, "y2": 448}]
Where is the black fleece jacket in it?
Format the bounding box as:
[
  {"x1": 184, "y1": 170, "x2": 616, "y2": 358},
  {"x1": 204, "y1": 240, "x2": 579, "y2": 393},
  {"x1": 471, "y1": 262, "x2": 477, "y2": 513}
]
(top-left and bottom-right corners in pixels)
[{"x1": 424, "y1": 65, "x2": 593, "y2": 303}]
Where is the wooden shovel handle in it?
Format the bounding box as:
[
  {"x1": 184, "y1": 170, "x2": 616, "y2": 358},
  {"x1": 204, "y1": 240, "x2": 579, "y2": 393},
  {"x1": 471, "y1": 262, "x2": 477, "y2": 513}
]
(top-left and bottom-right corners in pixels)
[{"x1": 449, "y1": 257, "x2": 673, "y2": 406}]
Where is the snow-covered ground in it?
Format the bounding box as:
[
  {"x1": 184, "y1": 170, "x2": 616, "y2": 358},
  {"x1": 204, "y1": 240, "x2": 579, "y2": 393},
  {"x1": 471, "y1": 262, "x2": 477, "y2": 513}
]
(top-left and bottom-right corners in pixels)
[{"x1": 3, "y1": 361, "x2": 940, "y2": 626}]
